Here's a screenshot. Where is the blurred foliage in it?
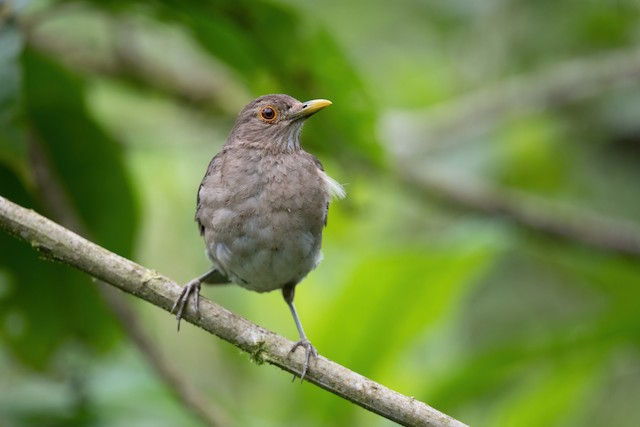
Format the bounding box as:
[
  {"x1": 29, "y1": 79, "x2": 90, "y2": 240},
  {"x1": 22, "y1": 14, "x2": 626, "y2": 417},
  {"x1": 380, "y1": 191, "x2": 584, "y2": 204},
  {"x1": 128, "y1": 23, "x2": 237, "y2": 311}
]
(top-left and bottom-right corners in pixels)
[
  {"x1": 1, "y1": 0, "x2": 640, "y2": 426},
  {"x1": 0, "y1": 14, "x2": 125, "y2": 372}
]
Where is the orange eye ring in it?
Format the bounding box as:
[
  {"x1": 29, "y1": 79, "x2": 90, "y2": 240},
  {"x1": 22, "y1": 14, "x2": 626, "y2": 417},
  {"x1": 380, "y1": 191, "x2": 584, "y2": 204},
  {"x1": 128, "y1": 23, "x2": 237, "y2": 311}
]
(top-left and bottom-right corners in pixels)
[{"x1": 259, "y1": 106, "x2": 278, "y2": 122}]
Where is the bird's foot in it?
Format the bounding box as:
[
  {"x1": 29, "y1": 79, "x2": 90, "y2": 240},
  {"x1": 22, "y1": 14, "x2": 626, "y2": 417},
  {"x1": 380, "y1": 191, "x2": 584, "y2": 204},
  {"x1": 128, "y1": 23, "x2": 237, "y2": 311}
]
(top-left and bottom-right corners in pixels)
[
  {"x1": 288, "y1": 338, "x2": 318, "y2": 382},
  {"x1": 170, "y1": 278, "x2": 201, "y2": 331}
]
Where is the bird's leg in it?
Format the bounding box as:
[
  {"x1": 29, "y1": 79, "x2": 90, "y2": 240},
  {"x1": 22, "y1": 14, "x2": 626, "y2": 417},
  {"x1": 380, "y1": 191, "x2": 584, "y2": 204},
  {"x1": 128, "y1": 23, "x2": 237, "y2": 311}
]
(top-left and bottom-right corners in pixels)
[
  {"x1": 282, "y1": 283, "x2": 317, "y2": 382},
  {"x1": 171, "y1": 268, "x2": 218, "y2": 331}
]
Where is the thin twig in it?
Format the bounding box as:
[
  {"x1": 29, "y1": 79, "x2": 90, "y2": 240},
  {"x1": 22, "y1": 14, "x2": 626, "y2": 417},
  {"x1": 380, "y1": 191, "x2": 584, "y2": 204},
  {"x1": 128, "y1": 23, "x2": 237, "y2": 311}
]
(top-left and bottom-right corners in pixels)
[
  {"x1": 98, "y1": 286, "x2": 233, "y2": 427},
  {"x1": 0, "y1": 195, "x2": 468, "y2": 427}
]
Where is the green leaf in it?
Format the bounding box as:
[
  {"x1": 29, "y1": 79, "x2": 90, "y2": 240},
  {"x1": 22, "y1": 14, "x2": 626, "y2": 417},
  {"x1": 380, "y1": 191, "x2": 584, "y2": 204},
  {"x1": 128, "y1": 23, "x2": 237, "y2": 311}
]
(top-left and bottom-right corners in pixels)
[
  {"x1": 0, "y1": 46, "x2": 139, "y2": 369},
  {"x1": 302, "y1": 244, "x2": 495, "y2": 424},
  {"x1": 0, "y1": 165, "x2": 121, "y2": 369},
  {"x1": 22, "y1": 48, "x2": 139, "y2": 257}
]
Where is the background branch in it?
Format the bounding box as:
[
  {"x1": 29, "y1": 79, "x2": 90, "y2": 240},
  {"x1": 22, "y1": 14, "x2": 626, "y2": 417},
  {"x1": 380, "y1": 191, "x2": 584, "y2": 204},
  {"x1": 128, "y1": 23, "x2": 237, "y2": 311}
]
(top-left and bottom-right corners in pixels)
[
  {"x1": 21, "y1": 6, "x2": 246, "y2": 114},
  {"x1": 383, "y1": 45, "x2": 640, "y2": 155},
  {"x1": 401, "y1": 168, "x2": 640, "y2": 258},
  {"x1": 0, "y1": 195, "x2": 468, "y2": 427},
  {"x1": 382, "y1": 45, "x2": 640, "y2": 258},
  {"x1": 98, "y1": 286, "x2": 232, "y2": 427}
]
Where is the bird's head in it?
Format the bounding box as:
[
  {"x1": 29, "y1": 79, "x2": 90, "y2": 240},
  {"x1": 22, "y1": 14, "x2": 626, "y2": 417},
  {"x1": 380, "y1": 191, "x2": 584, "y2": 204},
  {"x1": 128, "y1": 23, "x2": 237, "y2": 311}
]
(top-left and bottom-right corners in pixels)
[{"x1": 228, "y1": 94, "x2": 332, "y2": 152}]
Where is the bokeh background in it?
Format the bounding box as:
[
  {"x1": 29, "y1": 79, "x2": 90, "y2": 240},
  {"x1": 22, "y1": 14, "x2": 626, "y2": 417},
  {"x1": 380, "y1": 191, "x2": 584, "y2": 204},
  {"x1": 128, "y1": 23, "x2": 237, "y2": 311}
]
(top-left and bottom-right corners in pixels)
[{"x1": 2, "y1": 0, "x2": 640, "y2": 426}]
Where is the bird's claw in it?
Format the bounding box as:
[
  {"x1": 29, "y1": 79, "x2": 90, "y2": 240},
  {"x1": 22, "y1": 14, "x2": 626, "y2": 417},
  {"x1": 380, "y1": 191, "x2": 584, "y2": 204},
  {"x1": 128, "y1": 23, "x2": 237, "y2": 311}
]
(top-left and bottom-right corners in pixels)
[
  {"x1": 288, "y1": 338, "x2": 318, "y2": 382},
  {"x1": 171, "y1": 279, "x2": 201, "y2": 331}
]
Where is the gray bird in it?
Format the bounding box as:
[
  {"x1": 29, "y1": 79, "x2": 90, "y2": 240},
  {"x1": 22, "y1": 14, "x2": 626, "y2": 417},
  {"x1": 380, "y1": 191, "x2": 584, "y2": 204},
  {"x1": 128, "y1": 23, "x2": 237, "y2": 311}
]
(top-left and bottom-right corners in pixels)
[{"x1": 172, "y1": 94, "x2": 345, "y2": 380}]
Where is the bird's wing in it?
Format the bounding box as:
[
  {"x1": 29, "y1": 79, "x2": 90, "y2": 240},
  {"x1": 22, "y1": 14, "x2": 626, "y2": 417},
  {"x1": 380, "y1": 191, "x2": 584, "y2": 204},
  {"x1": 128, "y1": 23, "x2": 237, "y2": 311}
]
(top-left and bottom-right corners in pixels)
[
  {"x1": 309, "y1": 154, "x2": 346, "y2": 200},
  {"x1": 195, "y1": 150, "x2": 224, "y2": 236},
  {"x1": 305, "y1": 154, "x2": 329, "y2": 227},
  {"x1": 307, "y1": 153, "x2": 345, "y2": 227},
  {"x1": 310, "y1": 153, "x2": 325, "y2": 172}
]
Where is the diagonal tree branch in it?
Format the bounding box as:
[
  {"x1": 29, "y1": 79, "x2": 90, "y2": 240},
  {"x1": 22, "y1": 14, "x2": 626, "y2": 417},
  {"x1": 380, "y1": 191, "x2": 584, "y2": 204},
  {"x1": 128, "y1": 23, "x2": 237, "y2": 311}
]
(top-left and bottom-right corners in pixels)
[{"x1": 0, "y1": 195, "x2": 468, "y2": 427}]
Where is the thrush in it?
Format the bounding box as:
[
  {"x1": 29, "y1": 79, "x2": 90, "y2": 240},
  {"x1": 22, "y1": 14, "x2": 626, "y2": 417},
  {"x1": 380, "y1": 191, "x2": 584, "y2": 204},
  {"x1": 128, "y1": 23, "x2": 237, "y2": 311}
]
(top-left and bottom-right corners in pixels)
[{"x1": 172, "y1": 94, "x2": 345, "y2": 380}]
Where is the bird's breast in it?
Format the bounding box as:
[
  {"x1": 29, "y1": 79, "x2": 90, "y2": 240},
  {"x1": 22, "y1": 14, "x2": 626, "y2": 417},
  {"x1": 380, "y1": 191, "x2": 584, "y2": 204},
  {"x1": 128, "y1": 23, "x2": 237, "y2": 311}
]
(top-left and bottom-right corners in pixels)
[{"x1": 198, "y1": 150, "x2": 330, "y2": 292}]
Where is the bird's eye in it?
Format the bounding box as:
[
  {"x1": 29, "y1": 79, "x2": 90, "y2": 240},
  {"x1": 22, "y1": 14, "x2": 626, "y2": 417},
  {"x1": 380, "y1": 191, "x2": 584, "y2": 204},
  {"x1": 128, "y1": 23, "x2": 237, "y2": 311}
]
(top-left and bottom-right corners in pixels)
[{"x1": 259, "y1": 106, "x2": 277, "y2": 122}]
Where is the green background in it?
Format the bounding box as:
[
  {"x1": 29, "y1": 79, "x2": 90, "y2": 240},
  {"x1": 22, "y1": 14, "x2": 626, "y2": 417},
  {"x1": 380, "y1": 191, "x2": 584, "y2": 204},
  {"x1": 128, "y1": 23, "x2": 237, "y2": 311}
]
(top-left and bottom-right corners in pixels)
[{"x1": 1, "y1": 0, "x2": 640, "y2": 426}]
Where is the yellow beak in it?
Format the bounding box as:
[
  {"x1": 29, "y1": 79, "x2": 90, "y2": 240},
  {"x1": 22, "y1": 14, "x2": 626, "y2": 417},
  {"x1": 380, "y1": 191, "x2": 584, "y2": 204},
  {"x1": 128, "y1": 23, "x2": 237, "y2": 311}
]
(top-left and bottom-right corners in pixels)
[{"x1": 290, "y1": 99, "x2": 332, "y2": 120}]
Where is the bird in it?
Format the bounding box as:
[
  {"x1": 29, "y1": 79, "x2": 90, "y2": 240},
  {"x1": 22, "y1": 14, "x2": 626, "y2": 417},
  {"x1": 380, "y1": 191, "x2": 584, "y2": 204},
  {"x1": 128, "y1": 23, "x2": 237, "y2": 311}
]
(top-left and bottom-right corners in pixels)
[{"x1": 171, "y1": 94, "x2": 345, "y2": 380}]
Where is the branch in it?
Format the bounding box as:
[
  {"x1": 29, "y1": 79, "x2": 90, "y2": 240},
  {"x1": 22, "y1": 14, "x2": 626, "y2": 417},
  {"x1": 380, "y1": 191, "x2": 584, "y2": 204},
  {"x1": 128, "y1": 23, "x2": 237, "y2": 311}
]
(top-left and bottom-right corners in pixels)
[
  {"x1": 383, "y1": 45, "x2": 640, "y2": 155},
  {"x1": 383, "y1": 46, "x2": 640, "y2": 258},
  {"x1": 0, "y1": 195, "x2": 468, "y2": 427},
  {"x1": 401, "y1": 169, "x2": 640, "y2": 257},
  {"x1": 21, "y1": 5, "x2": 246, "y2": 114}
]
